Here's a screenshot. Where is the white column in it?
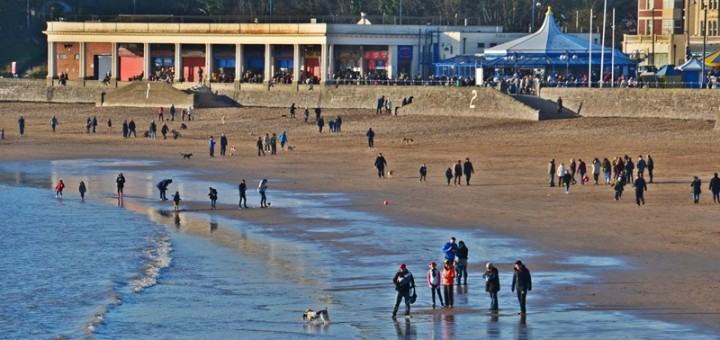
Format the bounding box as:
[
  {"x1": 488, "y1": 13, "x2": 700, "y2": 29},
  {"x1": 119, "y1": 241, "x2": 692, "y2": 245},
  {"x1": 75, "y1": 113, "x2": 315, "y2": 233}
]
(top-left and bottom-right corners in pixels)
[
  {"x1": 293, "y1": 44, "x2": 300, "y2": 84},
  {"x1": 320, "y1": 43, "x2": 328, "y2": 84},
  {"x1": 328, "y1": 44, "x2": 335, "y2": 80},
  {"x1": 388, "y1": 45, "x2": 398, "y2": 80},
  {"x1": 235, "y1": 43, "x2": 243, "y2": 84},
  {"x1": 79, "y1": 42, "x2": 86, "y2": 81},
  {"x1": 47, "y1": 41, "x2": 56, "y2": 84},
  {"x1": 111, "y1": 42, "x2": 118, "y2": 82},
  {"x1": 411, "y1": 44, "x2": 420, "y2": 78},
  {"x1": 174, "y1": 43, "x2": 182, "y2": 83},
  {"x1": 205, "y1": 43, "x2": 213, "y2": 84},
  {"x1": 359, "y1": 46, "x2": 365, "y2": 76},
  {"x1": 264, "y1": 44, "x2": 272, "y2": 83},
  {"x1": 143, "y1": 43, "x2": 150, "y2": 80}
]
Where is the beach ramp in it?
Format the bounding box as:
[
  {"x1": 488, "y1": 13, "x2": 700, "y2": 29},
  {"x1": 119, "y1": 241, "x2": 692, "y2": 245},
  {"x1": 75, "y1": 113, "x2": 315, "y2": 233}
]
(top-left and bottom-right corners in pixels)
[{"x1": 98, "y1": 81, "x2": 194, "y2": 108}]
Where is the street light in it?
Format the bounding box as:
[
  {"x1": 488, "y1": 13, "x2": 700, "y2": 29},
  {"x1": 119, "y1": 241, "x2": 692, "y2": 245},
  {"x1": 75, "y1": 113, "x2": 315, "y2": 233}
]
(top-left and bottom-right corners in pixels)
[
  {"x1": 701, "y1": 0, "x2": 708, "y2": 88},
  {"x1": 530, "y1": 2, "x2": 542, "y2": 32}
]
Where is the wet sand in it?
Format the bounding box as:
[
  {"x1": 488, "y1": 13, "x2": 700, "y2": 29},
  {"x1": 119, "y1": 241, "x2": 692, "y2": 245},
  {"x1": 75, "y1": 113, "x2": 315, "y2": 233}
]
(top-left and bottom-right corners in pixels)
[{"x1": 2, "y1": 102, "x2": 720, "y2": 331}]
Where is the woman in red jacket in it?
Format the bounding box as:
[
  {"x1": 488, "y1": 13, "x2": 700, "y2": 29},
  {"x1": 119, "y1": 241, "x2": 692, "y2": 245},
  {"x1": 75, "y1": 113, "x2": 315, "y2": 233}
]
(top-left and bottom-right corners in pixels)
[
  {"x1": 442, "y1": 260, "x2": 455, "y2": 308},
  {"x1": 55, "y1": 179, "x2": 65, "y2": 198}
]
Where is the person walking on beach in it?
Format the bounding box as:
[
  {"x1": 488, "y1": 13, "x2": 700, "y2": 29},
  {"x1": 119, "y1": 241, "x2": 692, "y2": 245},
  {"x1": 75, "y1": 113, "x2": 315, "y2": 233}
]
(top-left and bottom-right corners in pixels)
[
  {"x1": 303, "y1": 107, "x2": 309, "y2": 123},
  {"x1": 577, "y1": 159, "x2": 587, "y2": 185},
  {"x1": 258, "y1": 179, "x2": 269, "y2": 208},
  {"x1": 238, "y1": 179, "x2": 248, "y2": 208},
  {"x1": 625, "y1": 156, "x2": 635, "y2": 184},
  {"x1": 50, "y1": 115, "x2": 58, "y2": 133},
  {"x1": 463, "y1": 158, "x2": 475, "y2": 186},
  {"x1": 317, "y1": 116, "x2": 325, "y2": 133},
  {"x1": 264, "y1": 133, "x2": 271, "y2": 152},
  {"x1": 289, "y1": 103, "x2": 296, "y2": 119},
  {"x1": 636, "y1": 155, "x2": 647, "y2": 178},
  {"x1": 456, "y1": 240, "x2": 469, "y2": 285},
  {"x1": 172, "y1": 191, "x2": 181, "y2": 211},
  {"x1": 569, "y1": 159, "x2": 577, "y2": 184},
  {"x1": 279, "y1": 131, "x2": 288, "y2": 150},
  {"x1": 128, "y1": 119, "x2": 137, "y2": 137},
  {"x1": 116, "y1": 173, "x2": 125, "y2": 198},
  {"x1": 86, "y1": 117, "x2": 92, "y2": 133},
  {"x1": 366, "y1": 128, "x2": 375, "y2": 148},
  {"x1": 426, "y1": 262, "x2": 444, "y2": 308},
  {"x1": 483, "y1": 262, "x2": 500, "y2": 311},
  {"x1": 548, "y1": 159, "x2": 555, "y2": 187},
  {"x1": 158, "y1": 107, "x2": 164, "y2": 122},
  {"x1": 511, "y1": 260, "x2": 532, "y2": 314},
  {"x1": 709, "y1": 173, "x2": 720, "y2": 203},
  {"x1": 442, "y1": 237, "x2": 459, "y2": 262},
  {"x1": 445, "y1": 167, "x2": 453, "y2": 185},
  {"x1": 556, "y1": 162, "x2": 566, "y2": 188},
  {"x1": 442, "y1": 260, "x2": 456, "y2": 308},
  {"x1": 591, "y1": 158, "x2": 601, "y2": 185},
  {"x1": 256, "y1": 137, "x2": 265, "y2": 157},
  {"x1": 55, "y1": 179, "x2": 65, "y2": 198},
  {"x1": 78, "y1": 181, "x2": 87, "y2": 201},
  {"x1": 122, "y1": 120, "x2": 129, "y2": 138},
  {"x1": 18, "y1": 116, "x2": 25, "y2": 136},
  {"x1": 647, "y1": 154, "x2": 654, "y2": 183},
  {"x1": 208, "y1": 136, "x2": 216, "y2": 157},
  {"x1": 633, "y1": 174, "x2": 647, "y2": 206},
  {"x1": 220, "y1": 133, "x2": 228, "y2": 156},
  {"x1": 691, "y1": 176, "x2": 702, "y2": 204},
  {"x1": 170, "y1": 104, "x2": 176, "y2": 121},
  {"x1": 557, "y1": 96, "x2": 563, "y2": 113},
  {"x1": 602, "y1": 158, "x2": 612, "y2": 185},
  {"x1": 314, "y1": 106, "x2": 321, "y2": 122},
  {"x1": 419, "y1": 163, "x2": 428, "y2": 183},
  {"x1": 161, "y1": 123, "x2": 169, "y2": 139},
  {"x1": 562, "y1": 170, "x2": 572, "y2": 194},
  {"x1": 614, "y1": 176, "x2": 625, "y2": 200},
  {"x1": 270, "y1": 133, "x2": 277, "y2": 155},
  {"x1": 149, "y1": 120, "x2": 157, "y2": 139},
  {"x1": 91, "y1": 116, "x2": 97, "y2": 133},
  {"x1": 107, "y1": 118, "x2": 113, "y2": 133},
  {"x1": 392, "y1": 263, "x2": 416, "y2": 318},
  {"x1": 157, "y1": 178, "x2": 172, "y2": 200},
  {"x1": 374, "y1": 153, "x2": 387, "y2": 178},
  {"x1": 453, "y1": 160, "x2": 463, "y2": 186},
  {"x1": 208, "y1": 187, "x2": 218, "y2": 210}
]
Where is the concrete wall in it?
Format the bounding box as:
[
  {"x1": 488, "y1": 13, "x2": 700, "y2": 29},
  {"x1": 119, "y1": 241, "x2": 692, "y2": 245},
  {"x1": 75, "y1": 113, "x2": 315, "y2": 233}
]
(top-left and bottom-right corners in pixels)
[
  {"x1": 217, "y1": 85, "x2": 540, "y2": 120},
  {"x1": 0, "y1": 79, "x2": 98, "y2": 103},
  {"x1": 540, "y1": 87, "x2": 720, "y2": 121}
]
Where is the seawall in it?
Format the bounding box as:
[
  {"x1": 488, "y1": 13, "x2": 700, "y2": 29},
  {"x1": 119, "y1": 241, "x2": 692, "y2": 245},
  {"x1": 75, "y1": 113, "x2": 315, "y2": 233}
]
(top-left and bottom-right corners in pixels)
[{"x1": 539, "y1": 87, "x2": 720, "y2": 121}]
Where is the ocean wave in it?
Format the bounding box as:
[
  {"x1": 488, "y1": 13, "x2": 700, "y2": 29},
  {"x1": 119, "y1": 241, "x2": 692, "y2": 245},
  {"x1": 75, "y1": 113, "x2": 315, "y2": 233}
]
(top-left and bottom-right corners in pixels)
[{"x1": 130, "y1": 232, "x2": 173, "y2": 293}]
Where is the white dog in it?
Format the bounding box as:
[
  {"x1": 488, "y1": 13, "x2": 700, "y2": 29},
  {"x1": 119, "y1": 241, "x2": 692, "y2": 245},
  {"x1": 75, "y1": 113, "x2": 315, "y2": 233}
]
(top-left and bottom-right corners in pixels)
[
  {"x1": 302, "y1": 307, "x2": 330, "y2": 324},
  {"x1": 229, "y1": 146, "x2": 236, "y2": 156}
]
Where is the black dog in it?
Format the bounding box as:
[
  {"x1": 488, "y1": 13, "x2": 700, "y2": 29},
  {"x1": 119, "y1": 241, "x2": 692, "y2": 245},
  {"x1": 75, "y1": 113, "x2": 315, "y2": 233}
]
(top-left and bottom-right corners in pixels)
[
  {"x1": 180, "y1": 153, "x2": 193, "y2": 159},
  {"x1": 180, "y1": 123, "x2": 188, "y2": 130}
]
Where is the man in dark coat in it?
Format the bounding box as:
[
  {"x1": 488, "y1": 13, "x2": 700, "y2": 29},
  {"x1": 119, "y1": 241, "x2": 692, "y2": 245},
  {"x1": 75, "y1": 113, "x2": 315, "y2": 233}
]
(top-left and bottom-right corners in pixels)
[
  {"x1": 484, "y1": 262, "x2": 500, "y2": 311},
  {"x1": 709, "y1": 173, "x2": 720, "y2": 203},
  {"x1": 366, "y1": 128, "x2": 375, "y2": 148},
  {"x1": 374, "y1": 153, "x2": 387, "y2": 178},
  {"x1": 220, "y1": 134, "x2": 228, "y2": 156},
  {"x1": 633, "y1": 174, "x2": 647, "y2": 206},
  {"x1": 157, "y1": 178, "x2": 173, "y2": 200},
  {"x1": 238, "y1": 179, "x2": 248, "y2": 208},
  {"x1": 463, "y1": 158, "x2": 475, "y2": 186},
  {"x1": 511, "y1": 260, "x2": 532, "y2": 314},
  {"x1": 392, "y1": 263, "x2": 415, "y2": 318},
  {"x1": 453, "y1": 160, "x2": 463, "y2": 186}
]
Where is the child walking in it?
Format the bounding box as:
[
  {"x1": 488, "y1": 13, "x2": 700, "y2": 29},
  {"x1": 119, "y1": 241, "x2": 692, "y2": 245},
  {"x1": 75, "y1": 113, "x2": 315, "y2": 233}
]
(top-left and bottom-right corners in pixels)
[{"x1": 426, "y1": 262, "x2": 444, "y2": 308}]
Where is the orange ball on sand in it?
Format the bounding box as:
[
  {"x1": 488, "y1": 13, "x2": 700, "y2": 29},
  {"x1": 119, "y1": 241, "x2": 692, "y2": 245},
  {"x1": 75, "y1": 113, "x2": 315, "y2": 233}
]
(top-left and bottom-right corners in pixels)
[{"x1": 383, "y1": 200, "x2": 389, "y2": 205}]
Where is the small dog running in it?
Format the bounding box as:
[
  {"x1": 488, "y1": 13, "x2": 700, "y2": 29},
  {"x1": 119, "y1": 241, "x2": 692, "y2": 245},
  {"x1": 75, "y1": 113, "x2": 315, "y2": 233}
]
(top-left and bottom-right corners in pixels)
[
  {"x1": 302, "y1": 307, "x2": 330, "y2": 324},
  {"x1": 402, "y1": 137, "x2": 414, "y2": 145},
  {"x1": 180, "y1": 153, "x2": 193, "y2": 159}
]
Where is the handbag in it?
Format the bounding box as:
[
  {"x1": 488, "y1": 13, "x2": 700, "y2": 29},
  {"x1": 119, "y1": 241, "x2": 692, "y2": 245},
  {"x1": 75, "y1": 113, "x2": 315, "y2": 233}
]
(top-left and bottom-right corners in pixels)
[{"x1": 409, "y1": 288, "x2": 417, "y2": 304}]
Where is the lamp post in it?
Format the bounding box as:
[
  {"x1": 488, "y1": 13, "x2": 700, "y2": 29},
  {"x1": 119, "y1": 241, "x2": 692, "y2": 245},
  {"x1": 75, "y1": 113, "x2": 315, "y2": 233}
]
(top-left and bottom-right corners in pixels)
[
  {"x1": 701, "y1": 0, "x2": 707, "y2": 88},
  {"x1": 530, "y1": 2, "x2": 542, "y2": 32},
  {"x1": 560, "y1": 54, "x2": 569, "y2": 78}
]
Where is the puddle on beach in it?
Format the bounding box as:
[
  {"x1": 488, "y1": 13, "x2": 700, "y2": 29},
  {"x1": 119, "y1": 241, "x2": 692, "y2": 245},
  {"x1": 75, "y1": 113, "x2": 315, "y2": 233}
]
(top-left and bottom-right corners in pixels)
[{"x1": 0, "y1": 159, "x2": 714, "y2": 338}]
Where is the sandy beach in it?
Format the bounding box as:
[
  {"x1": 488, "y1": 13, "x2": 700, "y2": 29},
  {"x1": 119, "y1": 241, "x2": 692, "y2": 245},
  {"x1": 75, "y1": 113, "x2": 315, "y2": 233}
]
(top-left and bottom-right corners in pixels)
[{"x1": 2, "y1": 101, "x2": 720, "y2": 331}]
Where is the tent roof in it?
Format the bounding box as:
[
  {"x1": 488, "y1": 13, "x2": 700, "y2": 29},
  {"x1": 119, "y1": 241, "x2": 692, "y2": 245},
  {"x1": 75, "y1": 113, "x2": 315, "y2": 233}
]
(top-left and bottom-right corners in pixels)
[
  {"x1": 676, "y1": 57, "x2": 703, "y2": 71},
  {"x1": 433, "y1": 55, "x2": 485, "y2": 67},
  {"x1": 484, "y1": 7, "x2": 633, "y2": 64},
  {"x1": 656, "y1": 65, "x2": 681, "y2": 76}
]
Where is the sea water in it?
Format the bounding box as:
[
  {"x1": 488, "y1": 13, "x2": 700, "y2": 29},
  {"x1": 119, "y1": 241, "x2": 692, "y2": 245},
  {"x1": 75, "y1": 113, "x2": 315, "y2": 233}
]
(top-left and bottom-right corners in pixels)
[{"x1": 0, "y1": 159, "x2": 714, "y2": 339}]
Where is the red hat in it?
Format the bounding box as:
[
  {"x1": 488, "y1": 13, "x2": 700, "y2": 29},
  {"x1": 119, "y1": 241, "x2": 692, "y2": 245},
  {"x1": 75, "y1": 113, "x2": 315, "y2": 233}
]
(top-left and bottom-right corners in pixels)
[{"x1": 399, "y1": 263, "x2": 406, "y2": 269}]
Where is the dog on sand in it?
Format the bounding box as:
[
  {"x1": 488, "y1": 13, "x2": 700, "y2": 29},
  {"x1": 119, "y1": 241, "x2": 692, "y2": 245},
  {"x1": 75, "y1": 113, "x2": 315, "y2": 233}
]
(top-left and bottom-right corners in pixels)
[
  {"x1": 302, "y1": 307, "x2": 330, "y2": 324},
  {"x1": 402, "y1": 137, "x2": 414, "y2": 145},
  {"x1": 229, "y1": 146, "x2": 236, "y2": 156},
  {"x1": 180, "y1": 153, "x2": 193, "y2": 159},
  {"x1": 180, "y1": 123, "x2": 188, "y2": 130},
  {"x1": 287, "y1": 146, "x2": 295, "y2": 151}
]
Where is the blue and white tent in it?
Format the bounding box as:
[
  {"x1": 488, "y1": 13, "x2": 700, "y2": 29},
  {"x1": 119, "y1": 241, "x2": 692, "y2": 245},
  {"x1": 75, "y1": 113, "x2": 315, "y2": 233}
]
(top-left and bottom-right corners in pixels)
[
  {"x1": 482, "y1": 7, "x2": 635, "y2": 73},
  {"x1": 676, "y1": 57, "x2": 704, "y2": 88}
]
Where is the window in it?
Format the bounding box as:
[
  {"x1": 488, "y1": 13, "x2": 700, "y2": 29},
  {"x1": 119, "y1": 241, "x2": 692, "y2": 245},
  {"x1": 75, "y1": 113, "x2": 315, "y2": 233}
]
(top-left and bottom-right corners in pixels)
[
  {"x1": 74, "y1": 54, "x2": 80, "y2": 60},
  {"x1": 490, "y1": 43, "x2": 497, "y2": 47},
  {"x1": 662, "y1": 19, "x2": 674, "y2": 34},
  {"x1": 58, "y1": 54, "x2": 67, "y2": 59},
  {"x1": 646, "y1": 20, "x2": 653, "y2": 35},
  {"x1": 477, "y1": 42, "x2": 485, "y2": 48}
]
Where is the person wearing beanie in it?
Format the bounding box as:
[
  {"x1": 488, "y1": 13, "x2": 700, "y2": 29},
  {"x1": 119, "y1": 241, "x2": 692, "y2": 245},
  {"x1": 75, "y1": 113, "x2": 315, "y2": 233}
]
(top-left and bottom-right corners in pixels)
[
  {"x1": 392, "y1": 263, "x2": 415, "y2": 318},
  {"x1": 483, "y1": 262, "x2": 500, "y2": 311}
]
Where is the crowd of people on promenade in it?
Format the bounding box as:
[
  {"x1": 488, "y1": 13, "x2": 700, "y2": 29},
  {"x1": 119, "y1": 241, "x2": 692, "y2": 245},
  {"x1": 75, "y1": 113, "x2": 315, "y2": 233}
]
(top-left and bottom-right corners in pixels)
[{"x1": 393, "y1": 236, "x2": 532, "y2": 318}]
